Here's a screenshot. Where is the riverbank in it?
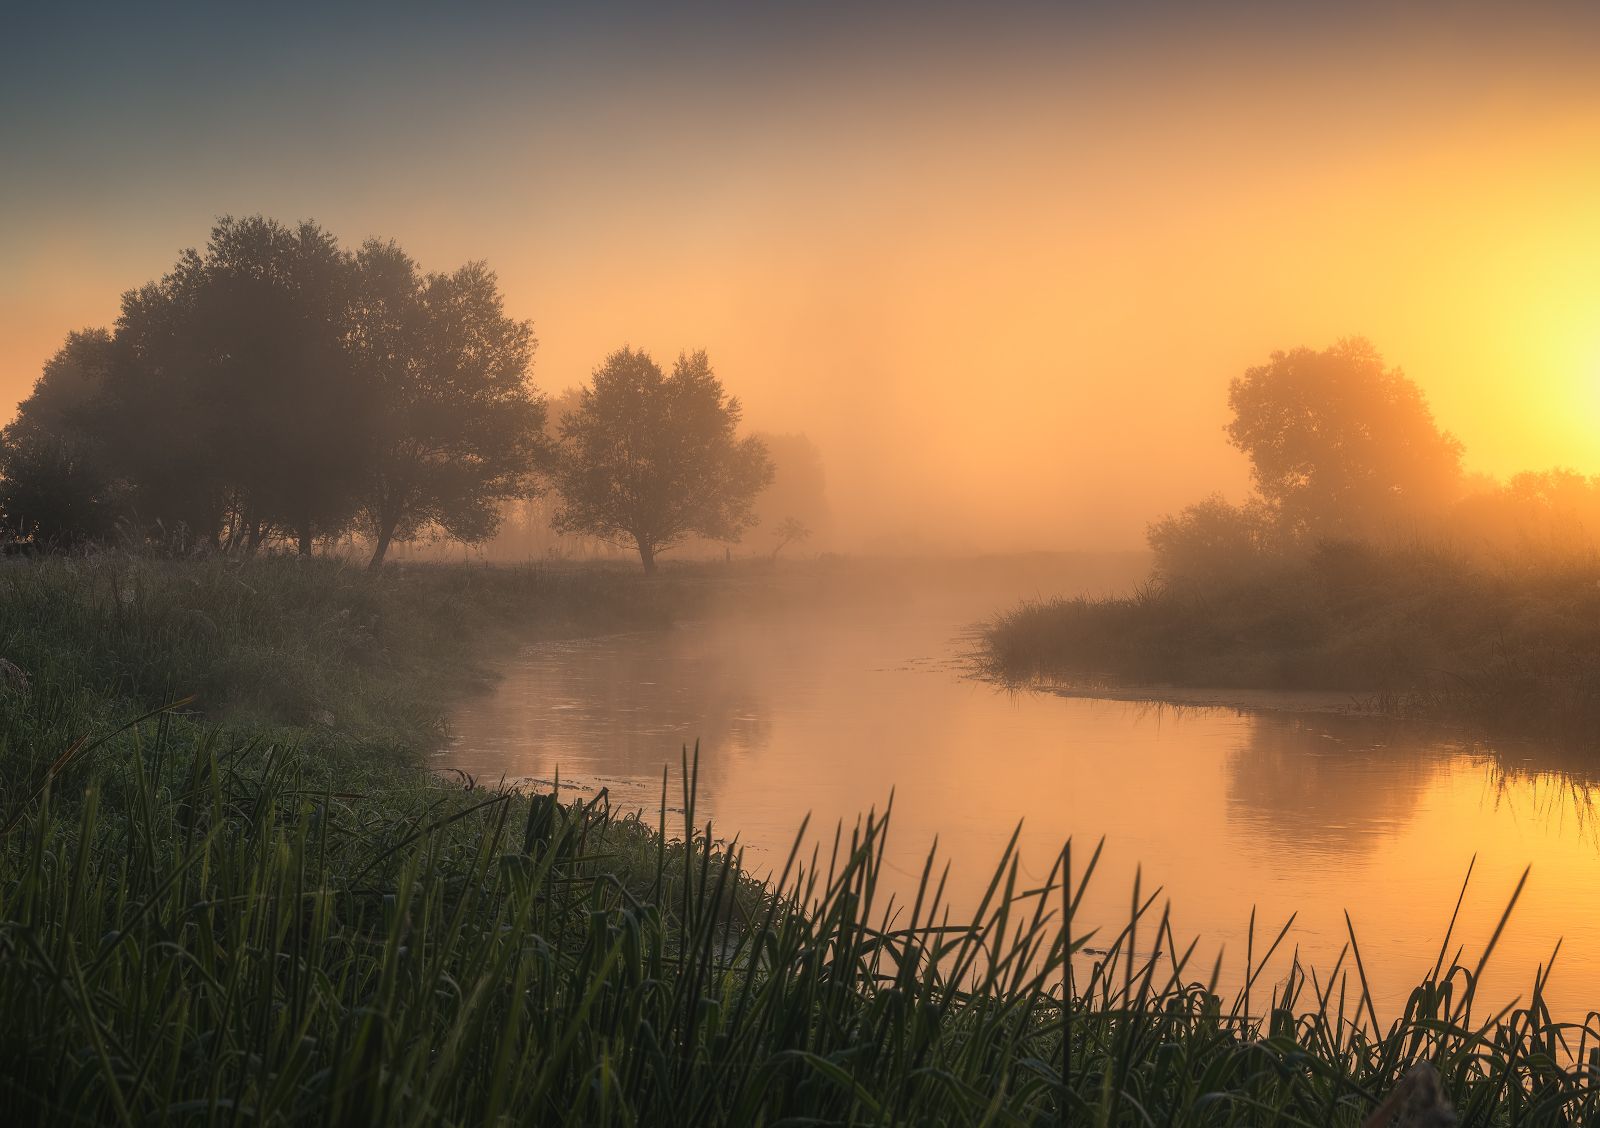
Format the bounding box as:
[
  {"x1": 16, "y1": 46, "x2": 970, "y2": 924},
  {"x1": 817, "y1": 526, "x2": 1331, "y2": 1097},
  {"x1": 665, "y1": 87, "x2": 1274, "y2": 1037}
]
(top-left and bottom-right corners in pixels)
[
  {"x1": 1, "y1": 553, "x2": 1596, "y2": 1123},
  {"x1": 983, "y1": 542, "x2": 1600, "y2": 742},
  {"x1": 1032, "y1": 681, "x2": 1380, "y2": 715}
]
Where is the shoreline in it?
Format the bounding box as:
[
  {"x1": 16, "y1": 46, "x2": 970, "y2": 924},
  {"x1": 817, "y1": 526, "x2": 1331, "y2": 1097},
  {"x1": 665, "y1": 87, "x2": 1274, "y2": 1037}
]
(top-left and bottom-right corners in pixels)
[{"x1": 1025, "y1": 680, "x2": 1380, "y2": 716}]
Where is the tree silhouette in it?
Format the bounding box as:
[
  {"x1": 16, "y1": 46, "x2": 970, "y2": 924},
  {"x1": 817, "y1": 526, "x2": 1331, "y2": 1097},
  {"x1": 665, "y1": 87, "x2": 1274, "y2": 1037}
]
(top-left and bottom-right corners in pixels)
[
  {"x1": 106, "y1": 216, "x2": 368, "y2": 551},
  {"x1": 1226, "y1": 338, "x2": 1463, "y2": 540},
  {"x1": 0, "y1": 431, "x2": 126, "y2": 548},
  {"x1": 1, "y1": 330, "x2": 127, "y2": 547},
  {"x1": 2, "y1": 217, "x2": 547, "y2": 563},
  {"x1": 1147, "y1": 494, "x2": 1276, "y2": 583},
  {"x1": 768, "y1": 517, "x2": 812, "y2": 560},
  {"x1": 751, "y1": 431, "x2": 829, "y2": 548},
  {"x1": 350, "y1": 243, "x2": 546, "y2": 569},
  {"x1": 552, "y1": 348, "x2": 773, "y2": 572}
]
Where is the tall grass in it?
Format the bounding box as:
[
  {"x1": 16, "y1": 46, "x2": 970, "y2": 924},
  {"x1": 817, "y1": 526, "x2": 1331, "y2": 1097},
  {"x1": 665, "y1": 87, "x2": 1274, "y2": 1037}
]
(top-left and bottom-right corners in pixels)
[
  {"x1": 0, "y1": 553, "x2": 682, "y2": 750},
  {"x1": 1, "y1": 714, "x2": 1597, "y2": 1125},
  {"x1": 3, "y1": 552, "x2": 1597, "y2": 1123}
]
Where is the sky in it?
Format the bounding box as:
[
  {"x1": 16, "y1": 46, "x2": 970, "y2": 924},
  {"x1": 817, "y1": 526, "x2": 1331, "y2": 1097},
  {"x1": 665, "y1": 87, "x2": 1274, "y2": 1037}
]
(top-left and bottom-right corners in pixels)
[{"x1": 6, "y1": 1, "x2": 1600, "y2": 551}]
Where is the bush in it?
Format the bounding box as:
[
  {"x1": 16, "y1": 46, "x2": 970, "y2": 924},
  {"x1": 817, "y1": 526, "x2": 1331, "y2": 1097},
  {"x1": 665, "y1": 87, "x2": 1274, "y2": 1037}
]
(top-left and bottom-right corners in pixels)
[{"x1": 1147, "y1": 494, "x2": 1279, "y2": 585}]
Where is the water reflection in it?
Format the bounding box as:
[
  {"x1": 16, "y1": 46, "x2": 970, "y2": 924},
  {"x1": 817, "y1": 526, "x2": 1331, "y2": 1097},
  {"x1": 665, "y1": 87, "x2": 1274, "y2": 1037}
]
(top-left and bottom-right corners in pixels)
[
  {"x1": 438, "y1": 630, "x2": 769, "y2": 805},
  {"x1": 444, "y1": 577, "x2": 1600, "y2": 1020},
  {"x1": 1225, "y1": 715, "x2": 1446, "y2": 857}
]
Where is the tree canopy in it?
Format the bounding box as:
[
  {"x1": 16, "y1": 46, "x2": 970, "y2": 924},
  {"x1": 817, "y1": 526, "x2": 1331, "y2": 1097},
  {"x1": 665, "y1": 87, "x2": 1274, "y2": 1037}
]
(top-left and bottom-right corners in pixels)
[
  {"x1": 1147, "y1": 494, "x2": 1277, "y2": 584},
  {"x1": 349, "y1": 243, "x2": 546, "y2": 568},
  {"x1": 1, "y1": 217, "x2": 545, "y2": 562},
  {"x1": 110, "y1": 216, "x2": 365, "y2": 552},
  {"x1": 1148, "y1": 338, "x2": 1470, "y2": 584},
  {"x1": 0, "y1": 330, "x2": 125, "y2": 547},
  {"x1": 551, "y1": 348, "x2": 773, "y2": 572},
  {"x1": 1222, "y1": 336, "x2": 1465, "y2": 537},
  {"x1": 1226, "y1": 338, "x2": 1463, "y2": 540}
]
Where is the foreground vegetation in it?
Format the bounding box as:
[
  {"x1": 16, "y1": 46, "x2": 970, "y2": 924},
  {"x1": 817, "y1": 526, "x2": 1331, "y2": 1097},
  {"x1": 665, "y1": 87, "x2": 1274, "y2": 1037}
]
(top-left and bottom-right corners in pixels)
[{"x1": 3, "y1": 554, "x2": 1599, "y2": 1124}]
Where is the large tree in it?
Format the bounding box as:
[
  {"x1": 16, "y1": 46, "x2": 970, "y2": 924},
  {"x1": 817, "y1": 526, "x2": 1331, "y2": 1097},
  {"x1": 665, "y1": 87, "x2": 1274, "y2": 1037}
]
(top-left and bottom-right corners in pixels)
[
  {"x1": 3, "y1": 218, "x2": 548, "y2": 563},
  {"x1": 351, "y1": 243, "x2": 546, "y2": 569},
  {"x1": 552, "y1": 348, "x2": 773, "y2": 572},
  {"x1": 1226, "y1": 338, "x2": 1463, "y2": 540},
  {"x1": 107, "y1": 216, "x2": 368, "y2": 552}
]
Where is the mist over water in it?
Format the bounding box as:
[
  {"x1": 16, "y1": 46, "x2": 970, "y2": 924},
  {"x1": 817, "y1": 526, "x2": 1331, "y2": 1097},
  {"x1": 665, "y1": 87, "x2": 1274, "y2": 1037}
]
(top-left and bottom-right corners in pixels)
[
  {"x1": 444, "y1": 557, "x2": 1600, "y2": 1021},
  {"x1": 12, "y1": 3, "x2": 1600, "y2": 1118}
]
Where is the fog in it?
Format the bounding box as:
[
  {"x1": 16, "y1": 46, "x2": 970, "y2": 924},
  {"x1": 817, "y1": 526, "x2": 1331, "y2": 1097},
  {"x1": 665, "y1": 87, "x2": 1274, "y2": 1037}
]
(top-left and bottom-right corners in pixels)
[
  {"x1": 14, "y1": 6, "x2": 1600, "y2": 1099},
  {"x1": 7, "y1": 4, "x2": 1600, "y2": 552}
]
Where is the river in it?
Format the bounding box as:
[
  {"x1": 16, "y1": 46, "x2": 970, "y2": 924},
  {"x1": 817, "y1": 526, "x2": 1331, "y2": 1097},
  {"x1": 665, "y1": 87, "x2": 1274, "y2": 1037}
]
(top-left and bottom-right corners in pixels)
[{"x1": 441, "y1": 559, "x2": 1600, "y2": 1021}]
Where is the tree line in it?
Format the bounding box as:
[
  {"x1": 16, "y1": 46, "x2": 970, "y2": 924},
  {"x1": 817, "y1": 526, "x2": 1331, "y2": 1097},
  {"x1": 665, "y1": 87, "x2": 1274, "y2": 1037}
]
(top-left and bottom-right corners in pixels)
[
  {"x1": 1151, "y1": 336, "x2": 1600, "y2": 582},
  {"x1": 0, "y1": 217, "x2": 774, "y2": 571}
]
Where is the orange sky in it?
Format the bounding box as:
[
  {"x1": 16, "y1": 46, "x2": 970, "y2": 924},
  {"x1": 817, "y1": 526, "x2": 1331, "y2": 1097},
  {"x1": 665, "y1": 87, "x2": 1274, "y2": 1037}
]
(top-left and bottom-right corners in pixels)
[{"x1": 6, "y1": 5, "x2": 1600, "y2": 550}]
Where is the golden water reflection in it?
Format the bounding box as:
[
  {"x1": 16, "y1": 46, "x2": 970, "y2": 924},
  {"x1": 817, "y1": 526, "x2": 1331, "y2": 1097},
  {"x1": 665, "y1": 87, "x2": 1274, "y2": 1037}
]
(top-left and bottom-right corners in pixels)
[{"x1": 444, "y1": 586, "x2": 1600, "y2": 1020}]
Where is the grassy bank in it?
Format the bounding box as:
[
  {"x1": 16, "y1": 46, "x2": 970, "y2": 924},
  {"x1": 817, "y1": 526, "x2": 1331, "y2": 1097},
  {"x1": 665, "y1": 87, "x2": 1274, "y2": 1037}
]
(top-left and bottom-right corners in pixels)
[
  {"x1": 2, "y1": 553, "x2": 1597, "y2": 1123},
  {"x1": 1, "y1": 553, "x2": 685, "y2": 751},
  {"x1": 984, "y1": 542, "x2": 1600, "y2": 740}
]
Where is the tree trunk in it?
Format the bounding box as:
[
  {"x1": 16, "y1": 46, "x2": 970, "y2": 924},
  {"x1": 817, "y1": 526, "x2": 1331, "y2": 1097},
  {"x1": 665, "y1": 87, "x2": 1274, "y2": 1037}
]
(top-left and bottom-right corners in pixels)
[
  {"x1": 636, "y1": 536, "x2": 656, "y2": 575},
  {"x1": 297, "y1": 521, "x2": 313, "y2": 557},
  {"x1": 368, "y1": 518, "x2": 397, "y2": 571}
]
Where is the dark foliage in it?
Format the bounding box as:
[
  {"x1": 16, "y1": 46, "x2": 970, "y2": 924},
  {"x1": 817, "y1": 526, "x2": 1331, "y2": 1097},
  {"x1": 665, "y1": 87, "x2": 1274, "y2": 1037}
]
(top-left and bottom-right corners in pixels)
[
  {"x1": 552, "y1": 347, "x2": 773, "y2": 572},
  {"x1": 1, "y1": 218, "x2": 546, "y2": 562}
]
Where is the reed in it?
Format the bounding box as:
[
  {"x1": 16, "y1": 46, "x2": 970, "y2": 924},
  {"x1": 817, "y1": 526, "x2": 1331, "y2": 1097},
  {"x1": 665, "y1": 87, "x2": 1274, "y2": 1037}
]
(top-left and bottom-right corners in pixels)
[
  {"x1": 983, "y1": 542, "x2": 1600, "y2": 743},
  {"x1": 0, "y1": 713, "x2": 1595, "y2": 1125},
  {"x1": 2, "y1": 552, "x2": 1595, "y2": 1124}
]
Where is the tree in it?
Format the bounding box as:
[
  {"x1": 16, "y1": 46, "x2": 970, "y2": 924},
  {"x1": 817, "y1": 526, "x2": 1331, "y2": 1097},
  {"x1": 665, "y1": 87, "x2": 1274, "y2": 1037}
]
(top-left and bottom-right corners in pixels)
[
  {"x1": 0, "y1": 430, "x2": 127, "y2": 548},
  {"x1": 768, "y1": 517, "x2": 812, "y2": 560},
  {"x1": 751, "y1": 432, "x2": 829, "y2": 548},
  {"x1": 1447, "y1": 468, "x2": 1600, "y2": 562},
  {"x1": 552, "y1": 348, "x2": 773, "y2": 572},
  {"x1": 10, "y1": 329, "x2": 115, "y2": 438},
  {"x1": 351, "y1": 243, "x2": 546, "y2": 569},
  {"x1": 1147, "y1": 494, "x2": 1277, "y2": 584},
  {"x1": 106, "y1": 216, "x2": 368, "y2": 552},
  {"x1": 0, "y1": 330, "x2": 128, "y2": 547},
  {"x1": 3, "y1": 217, "x2": 548, "y2": 563},
  {"x1": 1226, "y1": 338, "x2": 1463, "y2": 541}
]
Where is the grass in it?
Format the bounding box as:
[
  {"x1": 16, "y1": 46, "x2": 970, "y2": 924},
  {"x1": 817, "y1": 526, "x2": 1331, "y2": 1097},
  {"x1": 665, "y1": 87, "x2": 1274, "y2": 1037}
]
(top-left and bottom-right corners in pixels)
[
  {"x1": 1, "y1": 550, "x2": 1598, "y2": 1123},
  {"x1": 3, "y1": 722, "x2": 1599, "y2": 1125},
  {"x1": 0, "y1": 552, "x2": 684, "y2": 752},
  {"x1": 983, "y1": 541, "x2": 1600, "y2": 741}
]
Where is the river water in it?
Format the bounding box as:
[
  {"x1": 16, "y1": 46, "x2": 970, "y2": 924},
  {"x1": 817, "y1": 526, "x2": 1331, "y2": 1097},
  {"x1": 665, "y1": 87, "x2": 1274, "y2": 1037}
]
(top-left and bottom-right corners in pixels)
[{"x1": 441, "y1": 562, "x2": 1600, "y2": 1021}]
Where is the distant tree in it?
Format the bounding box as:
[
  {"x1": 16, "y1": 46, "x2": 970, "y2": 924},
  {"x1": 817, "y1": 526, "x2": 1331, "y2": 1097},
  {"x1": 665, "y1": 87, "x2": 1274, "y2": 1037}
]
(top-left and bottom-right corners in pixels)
[
  {"x1": 350, "y1": 242, "x2": 546, "y2": 569},
  {"x1": 768, "y1": 516, "x2": 812, "y2": 560},
  {"x1": 1448, "y1": 467, "x2": 1600, "y2": 562},
  {"x1": 552, "y1": 348, "x2": 773, "y2": 573},
  {"x1": 1226, "y1": 338, "x2": 1463, "y2": 540},
  {"x1": 751, "y1": 432, "x2": 830, "y2": 547}
]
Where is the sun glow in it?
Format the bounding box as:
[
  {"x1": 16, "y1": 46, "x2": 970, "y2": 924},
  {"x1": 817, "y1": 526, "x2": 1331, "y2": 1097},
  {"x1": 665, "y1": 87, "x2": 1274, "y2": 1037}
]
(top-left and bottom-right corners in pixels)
[{"x1": 7, "y1": 9, "x2": 1600, "y2": 546}]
